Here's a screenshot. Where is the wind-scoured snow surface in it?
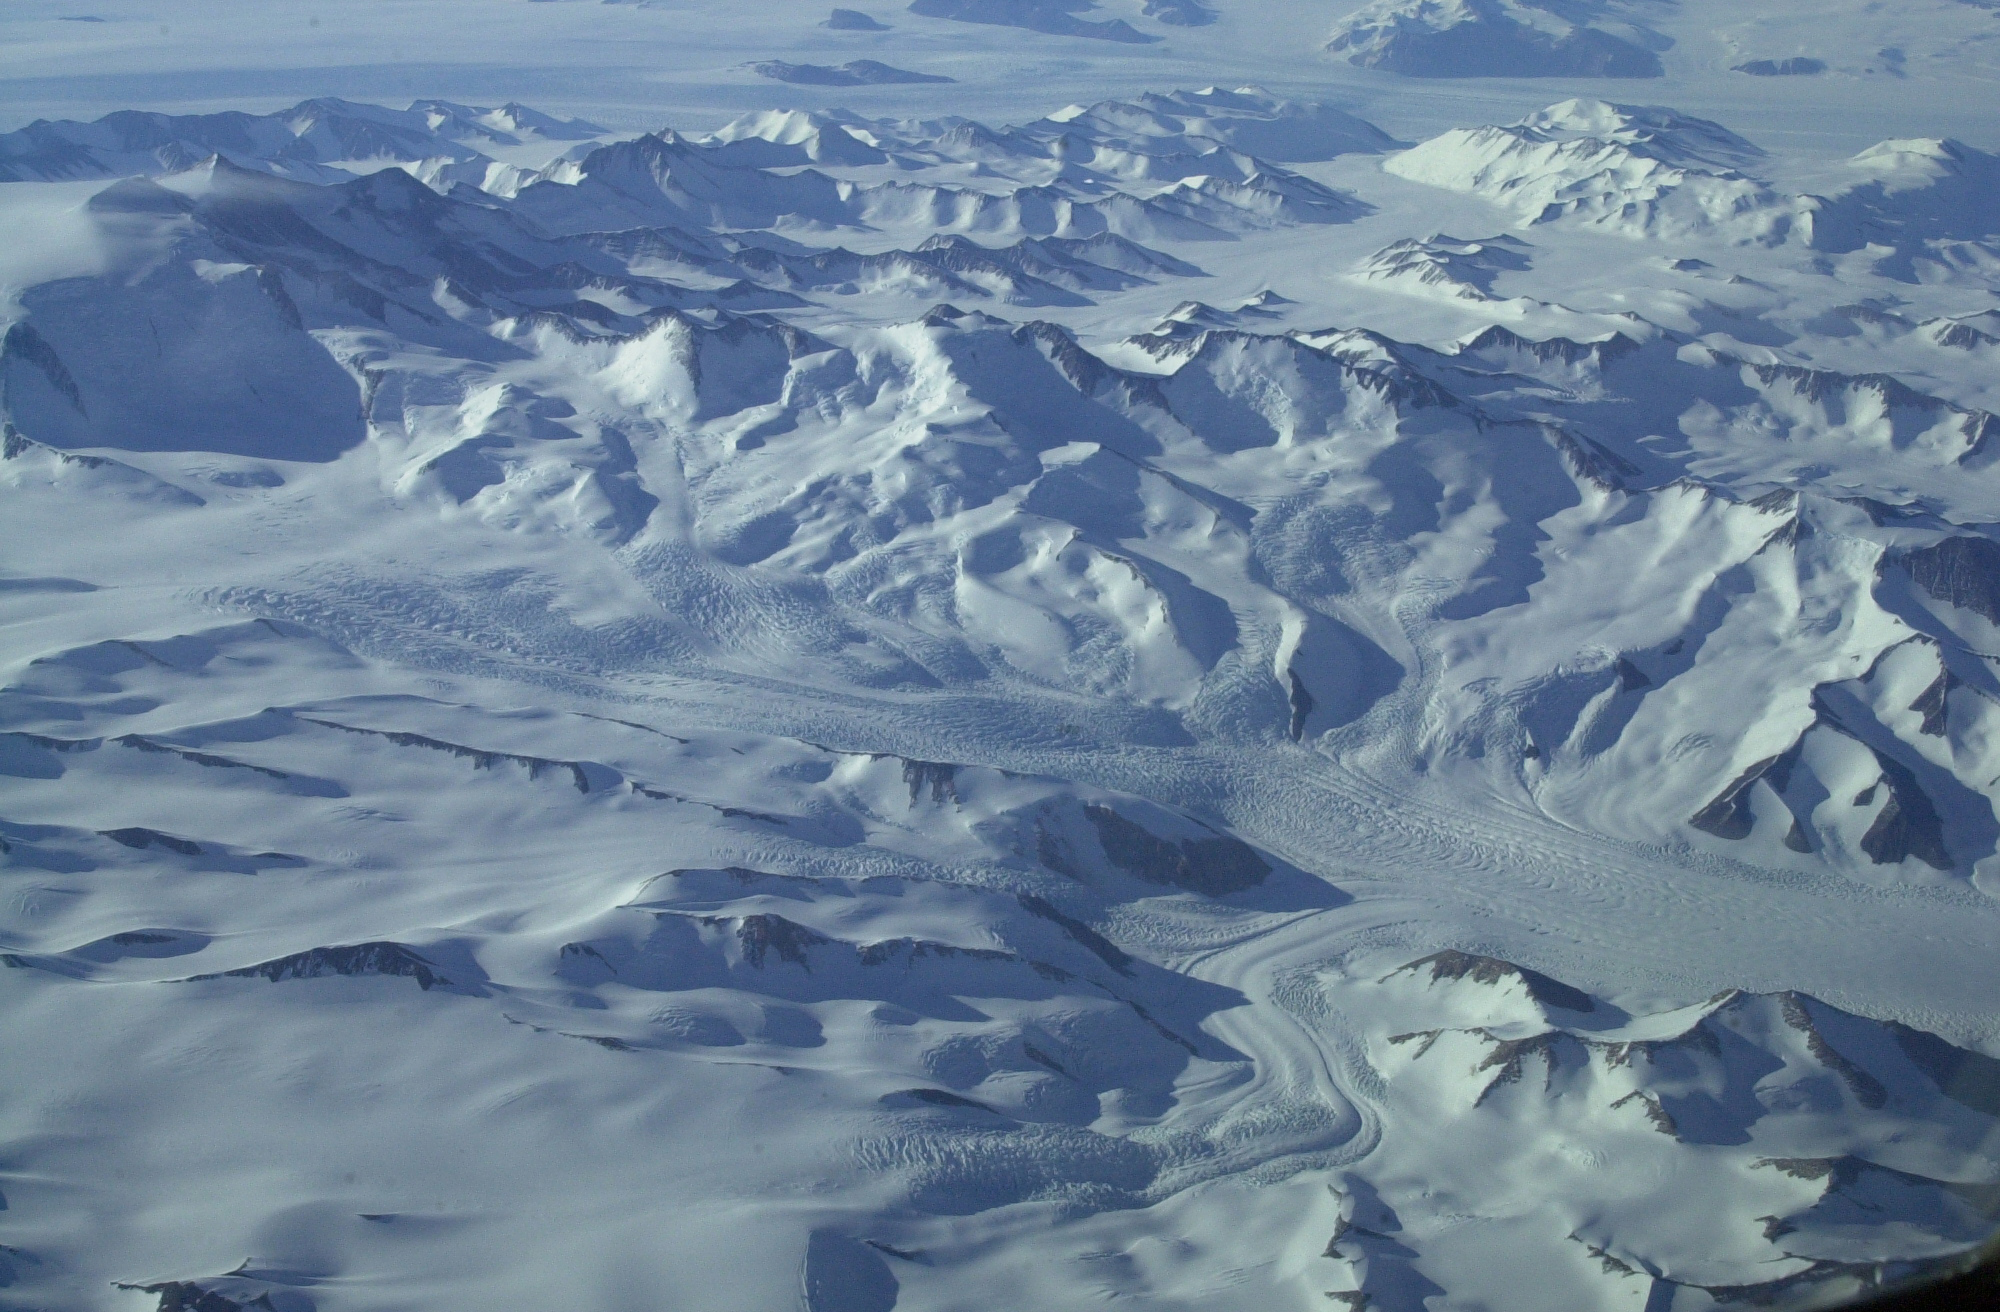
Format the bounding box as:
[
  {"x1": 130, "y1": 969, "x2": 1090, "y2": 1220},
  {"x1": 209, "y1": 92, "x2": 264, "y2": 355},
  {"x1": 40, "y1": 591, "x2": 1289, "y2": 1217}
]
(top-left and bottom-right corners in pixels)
[{"x1": 4, "y1": 2, "x2": 2000, "y2": 1310}]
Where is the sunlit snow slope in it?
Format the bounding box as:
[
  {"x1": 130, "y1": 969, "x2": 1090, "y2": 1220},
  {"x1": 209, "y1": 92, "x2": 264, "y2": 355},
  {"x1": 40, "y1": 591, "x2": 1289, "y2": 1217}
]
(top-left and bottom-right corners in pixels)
[{"x1": 4, "y1": 4, "x2": 2000, "y2": 1310}]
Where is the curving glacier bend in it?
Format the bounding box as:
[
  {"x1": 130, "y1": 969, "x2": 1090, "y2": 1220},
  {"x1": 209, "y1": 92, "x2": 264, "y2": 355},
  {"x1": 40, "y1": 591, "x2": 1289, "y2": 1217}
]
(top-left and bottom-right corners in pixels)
[{"x1": 3, "y1": 16, "x2": 2000, "y2": 1312}]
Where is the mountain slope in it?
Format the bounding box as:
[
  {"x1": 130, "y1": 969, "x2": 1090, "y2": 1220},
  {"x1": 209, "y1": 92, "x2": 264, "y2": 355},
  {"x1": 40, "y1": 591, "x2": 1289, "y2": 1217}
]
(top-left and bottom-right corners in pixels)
[{"x1": 3, "y1": 78, "x2": 2000, "y2": 1312}]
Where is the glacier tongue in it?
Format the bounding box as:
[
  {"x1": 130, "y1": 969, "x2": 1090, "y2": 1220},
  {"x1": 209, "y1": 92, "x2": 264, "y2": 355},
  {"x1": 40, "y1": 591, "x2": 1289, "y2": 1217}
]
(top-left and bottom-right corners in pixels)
[{"x1": 2, "y1": 36, "x2": 2000, "y2": 1312}]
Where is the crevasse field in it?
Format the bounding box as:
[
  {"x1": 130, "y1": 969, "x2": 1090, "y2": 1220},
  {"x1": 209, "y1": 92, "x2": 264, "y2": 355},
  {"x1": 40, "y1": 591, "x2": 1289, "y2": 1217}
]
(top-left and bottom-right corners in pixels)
[{"x1": 4, "y1": 1, "x2": 2000, "y2": 1309}]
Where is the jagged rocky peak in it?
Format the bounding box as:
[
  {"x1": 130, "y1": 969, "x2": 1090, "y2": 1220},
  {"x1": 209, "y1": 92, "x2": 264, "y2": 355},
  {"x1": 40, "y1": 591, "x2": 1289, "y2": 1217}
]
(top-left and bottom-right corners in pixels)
[
  {"x1": 699, "y1": 108, "x2": 890, "y2": 165},
  {"x1": 1451, "y1": 321, "x2": 1644, "y2": 372},
  {"x1": 1386, "y1": 949, "x2": 1596, "y2": 1013},
  {"x1": 1927, "y1": 311, "x2": 2000, "y2": 350}
]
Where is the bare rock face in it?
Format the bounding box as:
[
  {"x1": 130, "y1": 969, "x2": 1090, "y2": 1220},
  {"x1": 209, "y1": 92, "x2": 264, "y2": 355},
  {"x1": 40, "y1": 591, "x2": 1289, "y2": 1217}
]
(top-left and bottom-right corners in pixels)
[
  {"x1": 1084, "y1": 804, "x2": 1270, "y2": 895},
  {"x1": 189, "y1": 942, "x2": 454, "y2": 991},
  {"x1": 116, "y1": 1279, "x2": 296, "y2": 1312},
  {"x1": 800, "y1": 1231, "x2": 900, "y2": 1312},
  {"x1": 1735, "y1": 57, "x2": 1827, "y2": 75},
  {"x1": 750, "y1": 60, "x2": 954, "y2": 85},
  {"x1": 907, "y1": 0, "x2": 1158, "y2": 42},
  {"x1": 1389, "y1": 949, "x2": 1596, "y2": 1013},
  {"x1": 1899, "y1": 535, "x2": 2000, "y2": 623},
  {"x1": 824, "y1": 7, "x2": 891, "y2": 28}
]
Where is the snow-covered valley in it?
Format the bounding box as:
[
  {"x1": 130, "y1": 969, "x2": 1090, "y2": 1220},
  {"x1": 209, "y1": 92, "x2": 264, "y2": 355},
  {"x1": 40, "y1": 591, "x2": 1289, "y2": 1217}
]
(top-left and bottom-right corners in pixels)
[{"x1": 3, "y1": 3, "x2": 2000, "y2": 1309}]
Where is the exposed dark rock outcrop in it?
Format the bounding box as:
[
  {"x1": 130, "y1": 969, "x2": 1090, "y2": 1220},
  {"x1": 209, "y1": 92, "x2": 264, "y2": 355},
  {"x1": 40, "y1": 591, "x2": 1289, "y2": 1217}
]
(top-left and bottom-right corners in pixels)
[
  {"x1": 1609, "y1": 1089, "x2": 1678, "y2": 1134},
  {"x1": 801, "y1": 1231, "x2": 901, "y2": 1312},
  {"x1": 1778, "y1": 992, "x2": 1889, "y2": 1108},
  {"x1": 1459, "y1": 324, "x2": 1642, "y2": 366},
  {"x1": 887, "y1": 1086, "x2": 1007, "y2": 1113},
  {"x1": 1898, "y1": 535, "x2": 2000, "y2": 623},
  {"x1": 1933, "y1": 318, "x2": 2000, "y2": 350},
  {"x1": 907, "y1": 0, "x2": 1157, "y2": 42},
  {"x1": 857, "y1": 937, "x2": 1017, "y2": 968},
  {"x1": 112, "y1": 733, "x2": 292, "y2": 780},
  {"x1": 187, "y1": 941, "x2": 451, "y2": 990},
  {"x1": 101, "y1": 827, "x2": 204, "y2": 855},
  {"x1": 1889, "y1": 1021, "x2": 2000, "y2": 1116},
  {"x1": 1017, "y1": 894, "x2": 1134, "y2": 975},
  {"x1": 1471, "y1": 1031, "x2": 1567, "y2": 1104},
  {"x1": 2, "y1": 322, "x2": 85, "y2": 412},
  {"x1": 295, "y1": 716, "x2": 595, "y2": 791},
  {"x1": 1390, "y1": 949, "x2": 1595, "y2": 1012},
  {"x1": 1689, "y1": 733, "x2": 1951, "y2": 869},
  {"x1": 1083, "y1": 804, "x2": 1269, "y2": 895},
  {"x1": 730, "y1": 914, "x2": 831, "y2": 969},
  {"x1": 1288, "y1": 668, "x2": 1316, "y2": 740},
  {"x1": 749, "y1": 60, "x2": 953, "y2": 86},
  {"x1": 899, "y1": 758, "x2": 960, "y2": 804},
  {"x1": 1858, "y1": 750, "x2": 1951, "y2": 870},
  {"x1": 1734, "y1": 57, "x2": 1825, "y2": 76},
  {"x1": 1910, "y1": 669, "x2": 1957, "y2": 736},
  {"x1": 1689, "y1": 754, "x2": 1782, "y2": 839},
  {"x1": 116, "y1": 1282, "x2": 282, "y2": 1312}
]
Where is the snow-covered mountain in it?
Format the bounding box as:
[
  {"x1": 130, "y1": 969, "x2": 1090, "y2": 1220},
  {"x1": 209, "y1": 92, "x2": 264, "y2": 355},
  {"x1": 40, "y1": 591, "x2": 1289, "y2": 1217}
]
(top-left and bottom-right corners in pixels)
[
  {"x1": 1385, "y1": 99, "x2": 1800, "y2": 241},
  {"x1": 1031, "y1": 87, "x2": 1399, "y2": 162},
  {"x1": 4, "y1": 12, "x2": 2000, "y2": 1306},
  {"x1": 494, "y1": 96, "x2": 1365, "y2": 243},
  {"x1": 1350, "y1": 232, "x2": 1533, "y2": 300},
  {"x1": 1386, "y1": 99, "x2": 2000, "y2": 261},
  {"x1": 1807, "y1": 137, "x2": 2000, "y2": 263},
  {"x1": 0, "y1": 97, "x2": 602, "y2": 188},
  {"x1": 1328, "y1": 0, "x2": 1671, "y2": 78},
  {"x1": 1315, "y1": 952, "x2": 2000, "y2": 1309}
]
